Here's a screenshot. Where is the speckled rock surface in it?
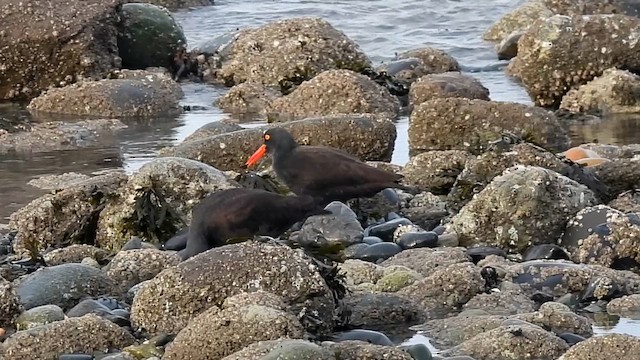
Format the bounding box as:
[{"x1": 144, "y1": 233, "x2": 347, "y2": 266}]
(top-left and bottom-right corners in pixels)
[
  {"x1": 557, "y1": 333, "x2": 640, "y2": 360},
  {"x1": 217, "y1": 81, "x2": 282, "y2": 116},
  {"x1": 27, "y1": 172, "x2": 91, "y2": 190},
  {"x1": 512, "y1": 302, "x2": 593, "y2": 337},
  {"x1": 508, "y1": 14, "x2": 640, "y2": 107},
  {"x1": 130, "y1": 242, "x2": 333, "y2": 335},
  {"x1": 9, "y1": 172, "x2": 127, "y2": 258},
  {"x1": 381, "y1": 247, "x2": 472, "y2": 277},
  {"x1": 408, "y1": 98, "x2": 571, "y2": 156},
  {"x1": 215, "y1": 17, "x2": 371, "y2": 88},
  {"x1": 15, "y1": 263, "x2": 116, "y2": 311},
  {"x1": 592, "y1": 158, "x2": 640, "y2": 196},
  {"x1": 160, "y1": 114, "x2": 397, "y2": 172},
  {"x1": 0, "y1": 0, "x2": 121, "y2": 101},
  {"x1": 137, "y1": 0, "x2": 214, "y2": 11},
  {"x1": 339, "y1": 260, "x2": 384, "y2": 286},
  {"x1": 267, "y1": 69, "x2": 400, "y2": 121},
  {"x1": 0, "y1": 119, "x2": 127, "y2": 154},
  {"x1": 181, "y1": 120, "x2": 243, "y2": 143},
  {"x1": 412, "y1": 313, "x2": 507, "y2": 348},
  {"x1": 542, "y1": 0, "x2": 640, "y2": 16},
  {"x1": 345, "y1": 291, "x2": 424, "y2": 327},
  {"x1": 223, "y1": 339, "x2": 336, "y2": 360},
  {"x1": 398, "y1": 262, "x2": 483, "y2": 317},
  {"x1": 397, "y1": 47, "x2": 461, "y2": 73},
  {"x1": 0, "y1": 314, "x2": 135, "y2": 360},
  {"x1": 15, "y1": 304, "x2": 65, "y2": 331},
  {"x1": 104, "y1": 248, "x2": 181, "y2": 293},
  {"x1": 483, "y1": 1, "x2": 553, "y2": 41},
  {"x1": 559, "y1": 68, "x2": 640, "y2": 115},
  {"x1": 462, "y1": 288, "x2": 537, "y2": 316},
  {"x1": 95, "y1": 157, "x2": 238, "y2": 252},
  {"x1": 409, "y1": 72, "x2": 490, "y2": 106},
  {"x1": 607, "y1": 294, "x2": 640, "y2": 316},
  {"x1": 43, "y1": 244, "x2": 110, "y2": 266},
  {"x1": 449, "y1": 165, "x2": 597, "y2": 253},
  {"x1": 221, "y1": 291, "x2": 287, "y2": 310},
  {"x1": 27, "y1": 70, "x2": 184, "y2": 117},
  {"x1": 608, "y1": 189, "x2": 640, "y2": 213},
  {"x1": 325, "y1": 341, "x2": 413, "y2": 360},
  {"x1": 402, "y1": 150, "x2": 472, "y2": 194},
  {"x1": 163, "y1": 304, "x2": 305, "y2": 360},
  {"x1": 0, "y1": 276, "x2": 23, "y2": 328},
  {"x1": 443, "y1": 323, "x2": 569, "y2": 360}
]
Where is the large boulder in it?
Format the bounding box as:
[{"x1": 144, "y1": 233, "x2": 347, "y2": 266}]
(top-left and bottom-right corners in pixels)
[
  {"x1": 95, "y1": 157, "x2": 238, "y2": 252},
  {"x1": 159, "y1": 114, "x2": 397, "y2": 172},
  {"x1": 27, "y1": 69, "x2": 184, "y2": 117},
  {"x1": 483, "y1": 1, "x2": 554, "y2": 42},
  {"x1": 409, "y1": 72, "x2": 490, "y2": 107},
  {"x1": 558, "y1": 334, "x2": 640, "y2": 360},
  {"x1": 0, "y1": 0, "x2": 121, "y2": 100},
  {"x1": 130, "y1": 242, "x2": 334, "y2": 335},
  {"x1": 267, "y1": 70, "x2": 400, "y2": 121},
  {"x1": 9, "y1": 172, "x2": 127, "y2": 258},
  {"x1": 448, "y1": 165, "x2": 597, "y2": 253},
  {"x1": 214, "y1": 17, "x2": 371, "y2": 89},
  {"x1": 508, "y1": 14, "x2": 640, "y2": 107},
  {"x1": 408, "y1": 98, "x2": 571, "y2": 155},
  {"x1": 542, "y1": 0, "x2": 640, "y2": 16},
  {"x1": 396, "y1": 47, "x2": 460, "y2": 73},
  {"x1": 117, "y1": 2, "x2": 187, "y2": 70},
  {"x1": 559, "y1": 68, "x2": 640, "y2": 115}
]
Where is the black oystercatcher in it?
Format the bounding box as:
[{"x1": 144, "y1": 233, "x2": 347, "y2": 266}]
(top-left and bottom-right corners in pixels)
[
  {"x1": 245, "y1": 127, "x2": 407, "y2": 205},
  {"x1": 178, "y1": 188, "x2": 329, "y2": 260}
]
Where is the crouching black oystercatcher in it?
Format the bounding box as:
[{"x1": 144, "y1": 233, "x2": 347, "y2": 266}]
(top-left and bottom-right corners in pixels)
[
  {"x1": 178, "y1": 188, "x2": 330, "y2": 260},
  {"x1": 245, "y1": 127, "x2": 408, "y2": 205}
]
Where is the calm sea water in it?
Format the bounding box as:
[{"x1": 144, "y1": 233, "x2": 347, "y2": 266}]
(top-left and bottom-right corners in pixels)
[{"x1": 1, "y1": 0, "x2": 640, "y2": 343}]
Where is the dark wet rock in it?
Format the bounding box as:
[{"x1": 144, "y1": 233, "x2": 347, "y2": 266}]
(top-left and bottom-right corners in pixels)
[
  {"x1": 338, "y1": 260, "x2": 384, "y2": 286},
  {"x1": 222, "y1": 338, "x2": 335, "y2": 360},
  {"x1": 483, "y1": 1, "x2": 553, "y2": 42},
  {"x1": 411, "y1": 313, "x2": 507, "y2": 348},
  {"x1": 267, "y1": 69, "x2": 400, "y2": 122},
  {"x1": 496, "y1": 31, "x2": 524, "y2": 60},
  {"x1": 117, "y1": 3, "x2": 186, "y2": 70},
  {"x1": 608, "y1": 189, "x2": 640, "y2": 213},
  {"x1": 512, "y1": 302, "x2": 593, "y2": 338},
  {"x1": 325, "y1": 341, "x2": 413, "y2": 360},
  {"x1": 561, "y1": 206, "x2": 640, "y2": 268},
  {"x1": 396, "y1": 231, "x2": 439, "y2": 250},
  {"x1": 345, "y1": 244, "x2": 370, "y2": 259},
  {"x1": 402, "y1": 150, "x2": 472, "y2": 194},
  {"x1": 463, "y1": 287, "x2": 537, "y2": 316},
  {"x1": 298, "y1": 210, "x2": 364, "y2": 250},
  {"x1": 104, "y1": 248, "x2": 181, "y2": 293},
  {"x1": 560, "y1": 68, "x2": 640, "y2": 115},
  {"x1": 375, "y1": 57, "x2": 432, "y2": 84},
  {"x1": 0, "y1": 0, "x2": 121, "y2": 101},
  {"x1": 28, "y1": 70, "x2": 184, "y2": 117},
  {"x1": 409, "y1": 98, "x2": 571, "y2": 156},
  {"x1": 442, "y1": 323, "x2": 569, "y2": 360},
  {"x1": 0, "y1": 276, "x2": 23, "y2": 328},
  {"x1": 215, "y1": 17, "x2": 370, "y2": 88},
  {"x1": 67, "y1": 298, "x2": 120, "y2": 319},
  {"x1": 382, "y1": 247, "x2": 471, "y2": 276},
  {"x1": 345, "y1": 291, "x2": 423, "y2": 327},
  {"x1": 217, "y1": 81, "x2": 282, "y2": 117},
  {"x1": 43, "y1": 245, "x2": 109, "y2": 266},
  {"x1": 542, "y1": 0, "x2": 640, "y2": 16},
  {"x1": 523, "y1": 245, "x2": 570, "y2": 261},
  {"x1": 399, "y1": 262, "x2": 483, "y2": 317},
  {"x1": 508, "y1": 14, "x2": 640, "y2": 107},
  {"x1": 449, "y1": 165, "x2": 597, "y2": 253},
  {"x1": 334, "y1": 329, "x2": 393, "y2": 346},
  {"x1": 374, "y1": 265, "x2": 422, "y2": 292},
  {"x1": 353, "y1": 242, "x2": 403, "y2": 263},
  {"x1": 163, "y1": 304, "x2": 304, "y2": 360},
  {"x1": 592, "y1": 158, "x2": 640, "y2": 197},
  {"x1": 409, "y1": 72, "x2": 490, "y2": 107},
  {"x1": 130, "y1": 242, "x2": 333, "y2": 335},
  {"x1": 558, "y1": 333, "x2": 640, "y2": 360},
  {"x1": 160, "y1": 114, "x2": 397, "y2": 172},
  {"x1": 466, "y1": 247, "x2": 507, "y2": 264},
  {"x1": 9, "y1": 172, "x2": 126, "y2": 258},
  {"x1": 397, "y1": 47, "x2": 461, "y2": 73},
  {"x1": 96, "y1": 157, "x2": 238, "y2": 252},
  {"x1": 0, "y1": 314, "x2": 135, "y2": 360},
  {"x1": 399, "y1": 344, "x2": 433, "y2": 360},
  {"x1": 607, "y1": 294, "x2": 640, "y2": 317},
  {"x1": 365, "y1": 218, "x2": 413, "y2": 242},
  {"x1": 182, "y1": 121, "x2": 244, "y2": 143},
  {"x1": 558, "y1": 332, "x2": 585, "y2": 346},
  {"x1": 16, "y1": 263, "x2": 116, "y2": 311},
  {"x1": 362, "y1": 236, "x2": 383, "y2": 245},
  {"x1": 15, "y1": 304, "x2": 65, "y2": 331}
]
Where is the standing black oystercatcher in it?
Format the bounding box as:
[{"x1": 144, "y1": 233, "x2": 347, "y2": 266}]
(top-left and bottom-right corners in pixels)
[
  {"x1": 245, "y1": 127, "x2": 407, "y2": 205},
  {"x1": 178, "y1": 188, "x2": 329, "y2": 260}
]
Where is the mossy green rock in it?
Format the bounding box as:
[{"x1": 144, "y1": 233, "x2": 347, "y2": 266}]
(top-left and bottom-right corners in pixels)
[
  {"x1": 117, "y1": 3, "x2": 187, "y2": 69},
  {"x1": 15, "y1": 304, "x2": 65, "y2": 331}
]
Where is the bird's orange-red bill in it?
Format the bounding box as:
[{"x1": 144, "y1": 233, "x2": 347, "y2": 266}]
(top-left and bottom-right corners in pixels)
[{"x1": 246, "y1": 144, "x2": 267, "y2": 167}]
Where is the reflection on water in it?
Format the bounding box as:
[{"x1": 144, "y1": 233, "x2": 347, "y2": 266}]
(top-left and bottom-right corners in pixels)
[{"x1": 589, "y1": 313, "x2": 640, "y2": 338}]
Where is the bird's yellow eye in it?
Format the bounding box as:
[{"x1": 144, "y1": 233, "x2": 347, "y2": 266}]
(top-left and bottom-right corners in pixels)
[{"x1": 264, "y1": 134, "x2": 271, "y2": 141}]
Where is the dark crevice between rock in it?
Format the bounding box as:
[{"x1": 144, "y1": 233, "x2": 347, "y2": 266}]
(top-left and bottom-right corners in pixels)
[{"x1": 133, "y1": 185, "x2": 188, "y2": 247}]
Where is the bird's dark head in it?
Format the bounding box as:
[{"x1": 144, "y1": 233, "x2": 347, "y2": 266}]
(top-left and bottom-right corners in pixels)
[{"x1": 246, "y1": 127, "x2": 298, "y2": 168}]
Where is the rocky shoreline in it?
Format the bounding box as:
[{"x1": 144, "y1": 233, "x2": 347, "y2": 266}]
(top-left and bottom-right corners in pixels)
[{"x1": 2, "y1": 0, "x2": 640, "y2": 359}]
